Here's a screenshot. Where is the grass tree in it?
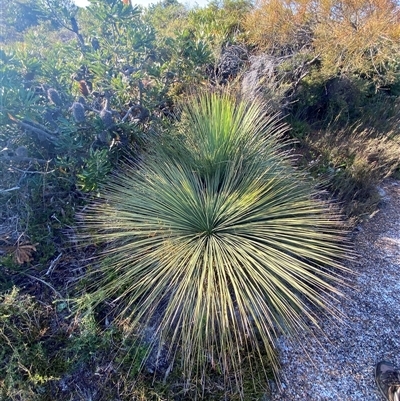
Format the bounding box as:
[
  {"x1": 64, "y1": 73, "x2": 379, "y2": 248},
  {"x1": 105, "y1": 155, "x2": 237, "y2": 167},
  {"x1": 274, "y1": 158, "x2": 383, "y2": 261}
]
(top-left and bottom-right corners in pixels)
[{"x1": 78, "y1": 93, "x2": 349, "y2": 396}]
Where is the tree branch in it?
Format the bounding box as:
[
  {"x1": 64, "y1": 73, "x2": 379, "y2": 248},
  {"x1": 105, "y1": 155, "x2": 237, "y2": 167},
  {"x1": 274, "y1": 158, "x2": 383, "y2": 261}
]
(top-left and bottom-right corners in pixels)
[{"x1": 8, "y1": 114, "x2": 58, "y2": 143}]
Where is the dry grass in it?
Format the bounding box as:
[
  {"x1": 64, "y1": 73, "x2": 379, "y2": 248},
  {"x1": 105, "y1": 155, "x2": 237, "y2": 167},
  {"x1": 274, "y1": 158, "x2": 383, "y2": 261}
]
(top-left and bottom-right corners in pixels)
[{"x1": 306, "y1": 125, "x2": 400, "y2": 220}]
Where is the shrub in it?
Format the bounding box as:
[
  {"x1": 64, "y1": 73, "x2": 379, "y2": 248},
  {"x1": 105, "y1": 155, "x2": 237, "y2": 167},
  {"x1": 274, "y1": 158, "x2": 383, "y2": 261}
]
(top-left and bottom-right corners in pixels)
[
  {"x1": 78, "y1": 93, "x2": 349, "y2": 397},
  {"x1": 0, "y1": 287, "x2": 65, "y2": 400},
  {"x1": 0, "y1": 0, "x2": 207, "y2": 268},
  {"x1": 306, "y1": 125, "x2": 400, "y2": 219},
  {"x1": 0, "y1": 286, "x2": 154, "y2": 401},
  {"x1": 0, "y1": 0, "x2": 41, "y2": 43},
  {"x1": 186, "y1": 0, "x2": 251, "y2": 48},
  {"x1": 245, "y1": 0, "x2": 400, "y2": 88}
]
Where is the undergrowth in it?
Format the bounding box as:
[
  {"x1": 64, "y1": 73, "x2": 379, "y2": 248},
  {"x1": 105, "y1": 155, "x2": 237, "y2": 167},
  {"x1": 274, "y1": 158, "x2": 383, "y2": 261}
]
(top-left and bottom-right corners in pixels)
[
  {"x1": 302, "y1": 125, "x2": 400, "y2": 221},
  {"x1": 0, "y1": 287, "x2": 272, "y2": 401}
]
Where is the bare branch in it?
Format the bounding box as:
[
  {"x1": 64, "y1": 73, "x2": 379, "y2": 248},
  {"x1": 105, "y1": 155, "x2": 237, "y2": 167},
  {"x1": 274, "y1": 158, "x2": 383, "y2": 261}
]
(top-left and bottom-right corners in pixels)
[
  {"x1": 45, "y1": 252, "x2": 63, "y2": 276},
  {"x1": 0, "y1": 187, "x2": 20, "y2": 194},
  {"x1": 0, "y1": 155, "x2": 49, "y2": 164},
  {"x1": 20, "y1": 272, "x2": 63, "y2": 299},
  {"x1": 8, "y1": 114, "x2": 58, "y2": 143}
]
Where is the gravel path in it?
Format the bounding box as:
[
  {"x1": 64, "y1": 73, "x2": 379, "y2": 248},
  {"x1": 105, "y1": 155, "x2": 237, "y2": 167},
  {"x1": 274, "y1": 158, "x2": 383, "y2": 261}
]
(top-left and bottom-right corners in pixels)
[{"x1": 270, "y1": 179, "x2": 400, "y2": 401}]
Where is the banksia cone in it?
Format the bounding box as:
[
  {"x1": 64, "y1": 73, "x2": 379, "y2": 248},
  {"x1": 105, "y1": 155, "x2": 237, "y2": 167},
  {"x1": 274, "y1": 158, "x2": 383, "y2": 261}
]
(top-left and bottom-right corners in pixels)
[
  {"x1": 79, "y1": 80, "x2": 90, "y2": 97},
  {"x1": 100, "y1": 97, "x2": 113, "y2": 128},
  {"x1": 100, "y1": 109, "x2": 113, "y2": 128},
  {"x1": 91, "y1": 37, "x2": 100, "y2": 51},
  {"x1": 77, "y1": 96, "x2": 86, "y2": 105},
  {"x1": 47, "y1": 88, "x2": 62, "y2": 106},
  {"x1": 71, "y1": 102, "x2": 86, "y2": 123}
]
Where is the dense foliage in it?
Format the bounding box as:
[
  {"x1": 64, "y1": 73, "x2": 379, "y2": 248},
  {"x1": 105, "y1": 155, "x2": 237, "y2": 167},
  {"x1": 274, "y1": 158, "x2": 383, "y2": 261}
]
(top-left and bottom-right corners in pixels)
[
  {"x1": 0, "y1": 0, "x2": 399, "y2": 399},
  {"x1": 245, "y1": 0, "x2": 400, "y2": 85}
]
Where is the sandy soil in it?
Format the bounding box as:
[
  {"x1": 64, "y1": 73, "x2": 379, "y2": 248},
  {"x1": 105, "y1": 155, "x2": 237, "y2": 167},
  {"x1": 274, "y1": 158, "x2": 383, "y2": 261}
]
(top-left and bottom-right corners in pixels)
[{"x1": 270, "y1": 179, "x2": 400, "y2": 400}]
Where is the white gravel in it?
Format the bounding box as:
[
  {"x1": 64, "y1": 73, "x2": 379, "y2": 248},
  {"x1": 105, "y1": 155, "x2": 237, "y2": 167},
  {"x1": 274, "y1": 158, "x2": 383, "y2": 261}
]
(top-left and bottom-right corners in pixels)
[{"x1": 270, "y1": 179, "x2": 400, "y2": 401}]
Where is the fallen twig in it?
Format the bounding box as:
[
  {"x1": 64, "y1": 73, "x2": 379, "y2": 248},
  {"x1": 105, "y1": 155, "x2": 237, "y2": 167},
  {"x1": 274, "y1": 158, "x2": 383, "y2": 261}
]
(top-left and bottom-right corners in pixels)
[
  {"x1": 20, "y1": 272, "x2": 63, "y2": 299},
  {"x1": 45, "y1": 252, "x2": 63, "y2": 276},
  {"x1": 0, "y1": 186, "x2": 20, "y2": 194}
]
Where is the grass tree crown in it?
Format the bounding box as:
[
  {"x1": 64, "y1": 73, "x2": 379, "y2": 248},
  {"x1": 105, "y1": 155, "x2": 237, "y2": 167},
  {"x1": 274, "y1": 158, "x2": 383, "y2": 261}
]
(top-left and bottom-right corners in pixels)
[{"x1": 78, "y1": 93, "x2": 349, "y2": 396}]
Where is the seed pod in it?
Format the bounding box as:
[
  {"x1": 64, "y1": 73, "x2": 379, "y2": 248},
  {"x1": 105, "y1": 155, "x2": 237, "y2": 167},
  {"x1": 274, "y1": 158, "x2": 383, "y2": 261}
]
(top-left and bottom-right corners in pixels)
[
  {"x1": 79, "y1": 80, "x2": 90, "y2": 97},
  {"x1": 91, "y1": 37, "x2": 100, "y2": 51},
  {"x1": 100, "y1": 108, "x2": 113, "y2": 128},
  {"x1": 77, "y1": 96, "x2": 86, "y2": 105},
  {"x1": 47, "y1": 88, "x2": 62, "y2": 106},
  {"x1": 71, "y1": 102, "x2": 85, "y2": 123}
]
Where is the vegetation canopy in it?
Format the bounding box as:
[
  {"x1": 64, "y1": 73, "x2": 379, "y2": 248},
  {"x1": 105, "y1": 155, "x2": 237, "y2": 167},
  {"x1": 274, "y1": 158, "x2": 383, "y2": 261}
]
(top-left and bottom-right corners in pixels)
[{"x1": 78, "y1": 94, "x2": 349, "y2": 394}]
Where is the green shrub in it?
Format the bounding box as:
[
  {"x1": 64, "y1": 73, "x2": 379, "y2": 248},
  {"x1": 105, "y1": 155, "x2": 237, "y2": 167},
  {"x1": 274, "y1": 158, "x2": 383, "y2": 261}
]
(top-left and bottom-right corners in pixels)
[
  {"x1": 78, "y1": 93, "x2": 349, "y2": 397},
  {"x1": 0, "y1": 0, "x2": 202, "y2": 268},
  {"x1": 0, "y1": 286, "x2": 154, "y2": 401},
  {"x1": 0, "y1": 287, "x2": 67, "y2": 400}
]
